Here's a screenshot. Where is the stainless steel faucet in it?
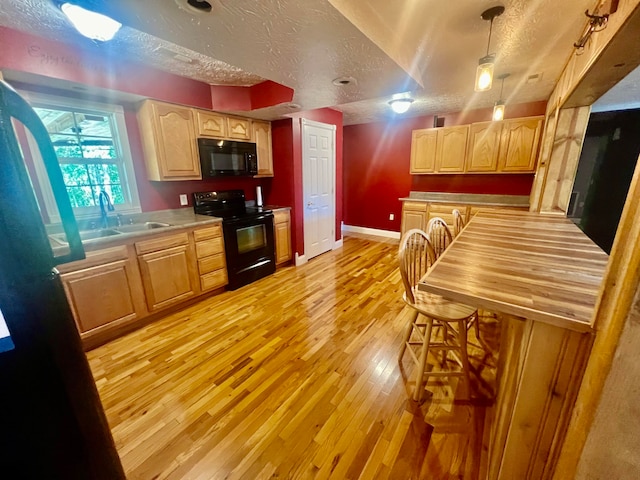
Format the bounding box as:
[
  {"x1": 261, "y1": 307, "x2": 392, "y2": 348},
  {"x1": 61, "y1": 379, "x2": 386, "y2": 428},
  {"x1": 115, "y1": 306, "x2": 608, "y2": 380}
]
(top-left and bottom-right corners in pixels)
[{"x1": 98, "y1": 191, "x2": 114, "y2": 228}]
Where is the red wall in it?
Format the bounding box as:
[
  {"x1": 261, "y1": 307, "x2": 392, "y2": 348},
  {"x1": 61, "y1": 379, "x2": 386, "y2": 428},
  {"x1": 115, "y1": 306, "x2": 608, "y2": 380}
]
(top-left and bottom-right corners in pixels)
[
  {"x1": 343, "y1": 101, "x2": 547, "y2": 232},
  {"x1": 266, "y1": 109, "x2": 344, "y2": 258},
  {"x1": 2, "y1": 27, "x2": 266, "y2": 212}
]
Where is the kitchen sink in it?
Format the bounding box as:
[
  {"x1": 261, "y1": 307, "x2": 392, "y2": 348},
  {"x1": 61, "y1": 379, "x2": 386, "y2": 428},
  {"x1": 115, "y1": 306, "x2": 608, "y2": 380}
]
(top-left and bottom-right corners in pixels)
[
  {"x1": 114, "y1": 222, "x2": 171, "y2": 233},
  {"x1": 49, "y1": 228, "x2": 122, "y2": 245}
]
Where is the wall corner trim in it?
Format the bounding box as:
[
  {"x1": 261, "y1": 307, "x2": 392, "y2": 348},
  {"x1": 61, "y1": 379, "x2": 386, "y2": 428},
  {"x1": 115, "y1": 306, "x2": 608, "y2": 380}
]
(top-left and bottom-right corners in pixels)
[{"x1": 294, "y1": 253, "x2": 307, "y2": 266}]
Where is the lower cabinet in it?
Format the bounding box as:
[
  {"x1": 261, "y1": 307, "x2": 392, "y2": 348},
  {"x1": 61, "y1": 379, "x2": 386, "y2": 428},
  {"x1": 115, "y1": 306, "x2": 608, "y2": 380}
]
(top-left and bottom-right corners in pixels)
[
  {"x1": 194, "y1": 224, "x2": 228, "y2": 291},
  {"x1": 273, "y1": 210, "x2": 292, "y2": 265},
  {"x1": 135, "y1": 233, "x2": 196, "y2": 312},
  {"x1": 400, "y1": 201, "x2": 527, "y2": 237},
  {"x1": 59, "y1": 246, "x2": 145, "y2": 335},
  {"x1": 59, "y1": 224, "x2": 228, "y2": 348}
]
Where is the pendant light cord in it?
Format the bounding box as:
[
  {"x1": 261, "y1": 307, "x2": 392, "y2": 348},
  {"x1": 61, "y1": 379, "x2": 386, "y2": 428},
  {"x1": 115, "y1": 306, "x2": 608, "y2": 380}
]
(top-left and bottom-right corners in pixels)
[{"x1": 486, "y1": 18, "x2": 494, "y2": 56}]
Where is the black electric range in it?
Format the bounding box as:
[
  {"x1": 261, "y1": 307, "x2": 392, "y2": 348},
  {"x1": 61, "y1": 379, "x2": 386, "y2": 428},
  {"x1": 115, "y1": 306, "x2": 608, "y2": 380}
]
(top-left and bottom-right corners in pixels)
[{"x1": 193, "y1": 190, "x2": 275, "y2": 290}]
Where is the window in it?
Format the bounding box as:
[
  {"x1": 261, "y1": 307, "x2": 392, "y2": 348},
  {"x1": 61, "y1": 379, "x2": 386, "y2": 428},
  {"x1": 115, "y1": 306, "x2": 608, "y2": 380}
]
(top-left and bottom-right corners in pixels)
[{"x1": 22, "y1": 92, "x2": 140, "y2": 221}]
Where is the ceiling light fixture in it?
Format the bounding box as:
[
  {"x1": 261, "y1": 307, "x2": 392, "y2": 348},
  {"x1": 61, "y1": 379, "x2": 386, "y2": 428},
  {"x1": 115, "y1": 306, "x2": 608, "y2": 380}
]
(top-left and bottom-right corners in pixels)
[
  {"x1": 475, "y1": 6, "x2": 505, "y2": 92},
  {"x1": 388, "y1": 98, "x2": 414, "y2": 114},
  {"x1": 493, "y1": 73, "x2": 510, "y2": 121},
  {"x1": 60, "y1": 2, "x2": 122, "y2": 41}
]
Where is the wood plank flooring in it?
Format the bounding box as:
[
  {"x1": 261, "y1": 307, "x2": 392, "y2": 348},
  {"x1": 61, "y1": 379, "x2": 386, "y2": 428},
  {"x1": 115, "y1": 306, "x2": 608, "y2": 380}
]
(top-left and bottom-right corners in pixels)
[{"x1": 88, "y1": 233, "x2": 499, "y2": 480}]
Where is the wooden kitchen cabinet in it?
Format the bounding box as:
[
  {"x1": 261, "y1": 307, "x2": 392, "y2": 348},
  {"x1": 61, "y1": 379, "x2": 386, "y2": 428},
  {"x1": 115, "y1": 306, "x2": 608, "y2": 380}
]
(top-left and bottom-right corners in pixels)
[
  {"x1": 498, "y1": 117, "x2": 543, "y2": 172},
  {"x1": 409, "y1": 116, "x2": 543, "y2": 175},
  {"x1": 400, "y1": 201, "x2": 428, "y2": 234},
  {"x1": 435, "y1": 125, "x2": 469, "y2": 173},
  {"x1": 59, "y1": 246, "x2": 145, "y2": 334},
  {"x1": 410, "y1": 129, "x2": 438, "y2": 173},
  {"x1": 194, "y1": 224, "x2": 228, "y2": 291},
  {"x1": 195, "y1": 110, "x2": 228, "y2": 138},
  {"x1": 137, "y1": 100, "x2": 201, "y2": 181},
  {"x1": 136, "y1": 233, "x2": 196, "y2": 312},
  {"x1": 227, "y1": 117, "x2": 252, "y2": 140},
  {"x1": 252, "y1": 120, "x2": 274, "y2": 177},
  {"x1": 273, "y1": 210, "x2": 292, "y2": 265},
  {"x1": 466, "y1": 121, "x2": 502, "y2": 172}
]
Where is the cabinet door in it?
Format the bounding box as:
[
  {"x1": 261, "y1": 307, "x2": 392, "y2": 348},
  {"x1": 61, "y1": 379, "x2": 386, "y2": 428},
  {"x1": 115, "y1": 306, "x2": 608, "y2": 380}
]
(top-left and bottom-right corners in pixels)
[
  {"x1": 196, "y1": 110, "x2": 227, "y2": 138},
  {"x1": 498, "y1": 117, "x2": 543, "y2": 172},
  {"x1": 151, "y1": 102, "x2": 201, "y2": 180},
  {"x1": 401, "y1": 202, "x2": 428, "y2": 236},
  {"x1": 60, "y1": 247, "x2": 141, "y2": 333},
  {"x1": 410, "y1": 129, "x2": 438, "y2": 174},
  {"x1": 436, "y1": 126, "x2": 469, "y2": 173},
  {"x1": 227, "y1": 117, "x2": 251, "y2": 140},
  {"x1": 466, "y1": 121, "x2": 502, "y2": 172},
  {"x1": 273, "y1": 210, "x2": 292, "y2": 265},
  {"x1": 138, "y1": 245, "x2": 195, "y2": 311},
  {"x1": 252, "y1": 120, "x2": 274, "y2": 176}
]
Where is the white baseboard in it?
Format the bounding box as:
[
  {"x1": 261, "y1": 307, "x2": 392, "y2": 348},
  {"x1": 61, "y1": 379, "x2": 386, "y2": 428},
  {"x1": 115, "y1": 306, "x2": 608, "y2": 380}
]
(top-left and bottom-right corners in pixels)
[
  {"x1": 295, "y1": 252, "x2": 307, "y2": 266},
  {"x1": 333, "y1": 238, "x2": 343, "y2": 249},
  {"x1": 342, "y1": 224, "x2": 401, "y2": 240}
]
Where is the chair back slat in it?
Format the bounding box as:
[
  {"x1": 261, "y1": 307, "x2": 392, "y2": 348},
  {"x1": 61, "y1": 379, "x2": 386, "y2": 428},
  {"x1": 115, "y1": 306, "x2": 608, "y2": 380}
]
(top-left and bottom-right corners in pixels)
[
  {"x1": 427, "y1": 217, "x2": 453, "y2": 259},
  {"x1": 398, "y1": 229, "x2": 436, "y2": 305}
]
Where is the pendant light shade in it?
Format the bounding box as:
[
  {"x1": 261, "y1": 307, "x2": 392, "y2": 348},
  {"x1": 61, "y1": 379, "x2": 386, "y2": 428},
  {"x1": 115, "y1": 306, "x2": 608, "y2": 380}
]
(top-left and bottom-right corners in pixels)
[
  {"x1": 475, "y1": 55, "x2": 495, "y2": 92},
  {"x1": 492, "y1": 103, "x2": 505, "y2": 121},
  {"x1": 492, "y1": 73, "x2": 510, "y2": 121},
  {"x1": 474, "y1": 6, "x2": 504, "y2": 92},
  {"x1": 60, "y1": 2, "x2": 122, "y2": 41}
]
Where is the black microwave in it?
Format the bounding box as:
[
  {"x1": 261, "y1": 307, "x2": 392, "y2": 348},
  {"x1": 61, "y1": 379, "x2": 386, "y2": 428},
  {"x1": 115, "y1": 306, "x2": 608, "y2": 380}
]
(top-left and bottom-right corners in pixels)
[{"x1": 198, "y1": 138, "x2": 258, "y2": 177}]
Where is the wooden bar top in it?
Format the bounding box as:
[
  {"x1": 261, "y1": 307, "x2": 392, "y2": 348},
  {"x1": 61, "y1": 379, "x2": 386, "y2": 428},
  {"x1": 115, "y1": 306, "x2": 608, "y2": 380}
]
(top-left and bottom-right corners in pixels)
[{"x1": 418, "y1": 210, "x2": 609, "y2": 332}]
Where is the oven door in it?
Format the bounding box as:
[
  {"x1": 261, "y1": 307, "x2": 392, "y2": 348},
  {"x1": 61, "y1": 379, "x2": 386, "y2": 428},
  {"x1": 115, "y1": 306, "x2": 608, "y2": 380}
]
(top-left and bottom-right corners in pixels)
[{"x1": 223, "y1": 213, "x2": 275, "y2": 290}]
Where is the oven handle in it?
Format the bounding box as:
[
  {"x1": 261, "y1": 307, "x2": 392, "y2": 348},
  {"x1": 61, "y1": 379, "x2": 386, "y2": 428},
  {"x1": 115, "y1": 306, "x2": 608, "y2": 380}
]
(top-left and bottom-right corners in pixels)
[{"x1": 224, "y1": 213, "x2": 274, "y2": 226}]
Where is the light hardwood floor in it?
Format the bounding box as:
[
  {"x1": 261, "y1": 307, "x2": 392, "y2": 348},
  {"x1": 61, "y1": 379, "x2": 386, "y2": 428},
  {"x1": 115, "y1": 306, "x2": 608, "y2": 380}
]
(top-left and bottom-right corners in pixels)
[{"x1": 88, "y1": 233, "x2": 499, "y2": 479}]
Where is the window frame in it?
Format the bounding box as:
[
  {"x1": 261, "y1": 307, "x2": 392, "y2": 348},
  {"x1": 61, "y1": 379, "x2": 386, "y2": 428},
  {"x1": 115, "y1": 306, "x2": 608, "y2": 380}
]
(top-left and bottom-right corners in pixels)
[{"x1": 21, "y1": 91, "x2": 141, "y2": 223}]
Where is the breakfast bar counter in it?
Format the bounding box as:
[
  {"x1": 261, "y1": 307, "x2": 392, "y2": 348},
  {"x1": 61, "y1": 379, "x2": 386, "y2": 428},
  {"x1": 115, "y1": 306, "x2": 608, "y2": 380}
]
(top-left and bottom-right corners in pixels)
[{"x1": 418, "y1": 210, "x2": 609, "y2": 479}]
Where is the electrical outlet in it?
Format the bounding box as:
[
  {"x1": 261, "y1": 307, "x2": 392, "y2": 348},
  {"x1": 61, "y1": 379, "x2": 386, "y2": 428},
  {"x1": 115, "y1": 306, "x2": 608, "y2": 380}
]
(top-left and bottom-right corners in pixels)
[
  {"x1": 179, "y1": 194, "x2": 188, "y2": 206},
  {"x1": 389, "y1": 213, "x2": 394, "y2": 221}
]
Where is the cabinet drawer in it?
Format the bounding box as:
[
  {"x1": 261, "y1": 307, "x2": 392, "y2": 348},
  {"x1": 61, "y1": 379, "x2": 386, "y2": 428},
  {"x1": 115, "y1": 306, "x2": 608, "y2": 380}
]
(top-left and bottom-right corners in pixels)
[
  {"x1": 195, "y1": 237, "x2": 224, "y2": 258},
  {"x1": 201, "y1": 269, "x2": 228, "y2": 291},
  {"x1": 193, "y1": 224, "x2": 222, "y2": 242},
  {"x1": 57, "y1": 245, "x2": 129, "y2": 273},
  {"x1": 403, "y1": 201, "x2": 428, "y2": 213},
  {"x1": 273, "y1": 210, "x2": 290, "y2": 224},
  {"x1": 198, "y1": 253, "x2": 226, "y2": 275},
  {"x1": 135, "y1": 233, "x2": 189, "y2": 255}
]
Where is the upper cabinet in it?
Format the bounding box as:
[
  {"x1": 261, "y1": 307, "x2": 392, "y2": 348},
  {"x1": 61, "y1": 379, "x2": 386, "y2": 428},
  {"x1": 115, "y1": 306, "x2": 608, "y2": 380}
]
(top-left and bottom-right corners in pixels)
[
  {"x1": 410, "y1": 115, "x2": 544, "y2": 175},
  {"x1": 252, "y1": 120, "x2": 274, "y2": 177},
  {"x1": 435, "y1": 125, "x2": 468, "y2": 173},
  {"x1": 497, "y1": 117, "x2": 543, "y2": 172},
  {"x1": 196, "y1": 110, "x2": 227, "y2": 138},
  {"x1": 466, "y1": 121, "x2": 502, "y2": 172},
  {"x1": 137, "y1": 100, "x2": 275, "y2": 181},
  {"x1": 138, "y1": 100, "x2": 201, "y2": 181},
  {"x1": 227, "y1": 117, "x2": 252, "y2": 140},
  {"x1": 410, "y1": 129, "x2": 438, "y2": 173}
]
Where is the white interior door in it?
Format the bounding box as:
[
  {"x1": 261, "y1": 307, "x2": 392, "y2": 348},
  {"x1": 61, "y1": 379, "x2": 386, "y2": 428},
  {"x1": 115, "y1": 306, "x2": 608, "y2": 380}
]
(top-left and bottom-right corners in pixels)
[{"x1": 302, "y1": 119, "x2": 335, "y2": 261}]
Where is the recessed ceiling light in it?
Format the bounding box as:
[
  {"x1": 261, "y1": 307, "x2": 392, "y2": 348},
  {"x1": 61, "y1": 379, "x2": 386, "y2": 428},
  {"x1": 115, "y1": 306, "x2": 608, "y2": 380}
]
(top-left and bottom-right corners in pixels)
[
  {"x1": 332, "y1": 76, "x2": 357, "y2": 86},
  {"x1": 175, "y1": 0, "x2": 213, "y2": 14}
]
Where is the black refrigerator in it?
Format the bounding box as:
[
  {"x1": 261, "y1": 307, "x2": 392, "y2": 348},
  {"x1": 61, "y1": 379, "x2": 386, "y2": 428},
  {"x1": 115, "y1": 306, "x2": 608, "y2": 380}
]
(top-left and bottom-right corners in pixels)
[{"x1": 0, "y1": 80, "x2": 125, "y2": 478}]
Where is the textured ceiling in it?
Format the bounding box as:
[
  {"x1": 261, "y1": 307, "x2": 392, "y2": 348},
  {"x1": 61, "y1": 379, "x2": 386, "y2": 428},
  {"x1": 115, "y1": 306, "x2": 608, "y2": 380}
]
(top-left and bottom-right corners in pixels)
[{"x1": 0, "y1": 0, "x2": 617, "y2": 125}]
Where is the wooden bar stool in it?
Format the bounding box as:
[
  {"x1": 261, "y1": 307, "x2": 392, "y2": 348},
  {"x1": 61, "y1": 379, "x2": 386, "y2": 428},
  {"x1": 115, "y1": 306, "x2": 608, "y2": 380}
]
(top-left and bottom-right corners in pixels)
[
  {"x1": 452, "y1": 208, "x2": 465, "y2": 237},
  {"x1": 426, "y1": 217, "x2": 453, "y2": 259},
  {"x1": 398, "y1": 229, "x2": 477, "y2": 402}
]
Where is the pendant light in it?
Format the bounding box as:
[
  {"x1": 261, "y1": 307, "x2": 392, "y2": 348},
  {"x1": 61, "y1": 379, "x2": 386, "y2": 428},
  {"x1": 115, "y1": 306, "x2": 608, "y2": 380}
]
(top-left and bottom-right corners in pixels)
[
  {"x1": 492, "y1": 73, "x2": 510, "y2": 121},
  {"x1": 474, "y1": 6, "x2": 505, "y2": 92}
]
